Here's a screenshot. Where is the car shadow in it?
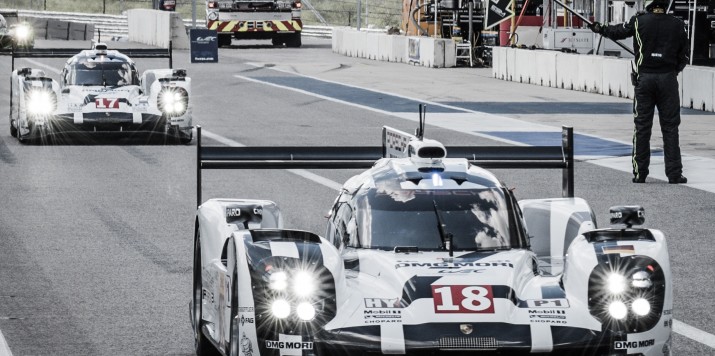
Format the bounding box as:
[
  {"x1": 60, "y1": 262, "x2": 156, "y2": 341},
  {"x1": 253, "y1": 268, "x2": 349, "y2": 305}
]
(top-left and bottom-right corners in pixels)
[{"x1": 20, "y1": 132, "x2": 192, "y2": 146}]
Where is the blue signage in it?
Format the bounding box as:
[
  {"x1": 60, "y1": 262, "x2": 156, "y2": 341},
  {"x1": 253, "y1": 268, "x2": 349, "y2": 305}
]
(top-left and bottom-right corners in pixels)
[{"x1": 190, "y1": 29, "x2": 218, "y2": 63}]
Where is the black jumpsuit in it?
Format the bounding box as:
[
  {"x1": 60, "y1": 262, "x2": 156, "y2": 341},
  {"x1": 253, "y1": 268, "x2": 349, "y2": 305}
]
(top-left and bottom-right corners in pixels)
[{"x1": 601, "y1": 12, "x2": 689, "y2": 181}]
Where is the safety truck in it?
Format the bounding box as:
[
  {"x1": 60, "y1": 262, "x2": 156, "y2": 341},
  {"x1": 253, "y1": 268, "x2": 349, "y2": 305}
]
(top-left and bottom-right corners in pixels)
[{"x1": 206, "y1": 0, "x2": 302, "y2": 48}]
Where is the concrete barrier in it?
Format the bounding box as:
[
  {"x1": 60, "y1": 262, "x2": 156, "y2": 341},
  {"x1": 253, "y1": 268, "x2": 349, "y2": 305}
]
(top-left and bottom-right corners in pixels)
[
  {"x1": 534, "y1": 50, "x2": 557, "y2": 87},
  {"x1": 331, "y1": 28, "x2": 456, "y2": 68},
  {"x1": 491, "y1": 46, "x2": 507, "y2": 80},
  {"x1": 682, "y1": 66, "x2": 715, "y2": 111},
  {"x1": 514, "y1": 49, "x2": 537, "y2": 85},
  {"x1": 555, "y1": 52, "x2": 580, "y2": 91},
  {"x1": 25, "y1": 18, "x2": 94, "y2": 40},
  {"x1": 127, "y1": 9, "x2": 189, "y2": 49},
  {"x1": 601, "y1": 57, "x2": 633, "y2": 99},
  {"x1": 494, "y1": 47, "x2": 715, "y2": 112},
  {"x1": 577, "y1": 55, "x2": 603, "y2": 94}
]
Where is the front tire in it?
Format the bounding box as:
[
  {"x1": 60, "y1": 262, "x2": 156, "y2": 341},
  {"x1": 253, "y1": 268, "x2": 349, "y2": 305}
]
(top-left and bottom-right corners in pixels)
[
  {"x1": 10, "y1": 118, "x2": 17, "y2": 137},
  {"x1": 228, "y1": 267, "x2": 240, "y2": 356},
  {"x1": 193, "y1": 232, "x2": 220, "y2": 356}
]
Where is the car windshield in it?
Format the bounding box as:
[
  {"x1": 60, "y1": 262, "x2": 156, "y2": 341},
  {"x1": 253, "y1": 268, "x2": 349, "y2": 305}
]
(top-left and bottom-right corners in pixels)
[
  {"x1": 354, "y1": 187, "x2": 515, "y2": 251},
  {"x1": 66, "y1": 61, "x2": 135, "y2": 86}
]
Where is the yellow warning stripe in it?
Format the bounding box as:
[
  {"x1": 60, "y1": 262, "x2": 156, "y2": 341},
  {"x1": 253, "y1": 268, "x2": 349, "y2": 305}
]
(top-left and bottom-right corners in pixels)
[{"x1": 210, "y1": 20, "x2": 302, "y2": 33}]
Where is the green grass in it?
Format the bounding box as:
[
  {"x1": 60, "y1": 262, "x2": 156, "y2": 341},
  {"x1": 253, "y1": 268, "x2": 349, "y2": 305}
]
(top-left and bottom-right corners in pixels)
[{"x1": 0, "y1": 0, "x2": 402, "y2": 27}]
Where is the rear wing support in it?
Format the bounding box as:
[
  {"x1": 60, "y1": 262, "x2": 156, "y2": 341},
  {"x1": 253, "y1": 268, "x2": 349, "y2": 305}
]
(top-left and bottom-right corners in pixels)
[{"x1": 196, "y1": 126, "x2": 574, "y2": 208}]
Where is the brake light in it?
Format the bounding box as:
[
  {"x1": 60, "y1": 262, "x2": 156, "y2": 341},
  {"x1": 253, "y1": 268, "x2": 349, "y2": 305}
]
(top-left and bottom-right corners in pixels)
[{"x1": 208, "y1": 1, "x2": 218, "y2": 8}]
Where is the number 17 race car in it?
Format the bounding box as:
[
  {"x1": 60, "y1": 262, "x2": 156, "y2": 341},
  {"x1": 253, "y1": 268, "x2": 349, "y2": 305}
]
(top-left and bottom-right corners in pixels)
[
  {"x1": 191, "y1": 120, "x2": 672, "y2": 355},
  {"x1": 8, "y1": 43, "x2": 192, "y2": 143}
]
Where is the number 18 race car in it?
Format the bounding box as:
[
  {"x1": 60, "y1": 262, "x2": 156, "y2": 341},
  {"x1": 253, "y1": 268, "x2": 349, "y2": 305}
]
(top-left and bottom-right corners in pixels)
[
  {"x1": 8, "y1": 43, "x2": 192, "y2": 143},
  {"x1": 191, "y1": 121, "x2": 672, "y2": 355}
]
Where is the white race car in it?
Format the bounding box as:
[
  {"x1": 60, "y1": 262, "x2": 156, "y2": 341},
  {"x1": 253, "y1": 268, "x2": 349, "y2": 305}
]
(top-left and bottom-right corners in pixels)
[
  {"x1": 191, "y1": 122, "x2": 672, "y2": 356},
  {"x1": 9, "y1": 43, "x2": 192, "y2": 143}
]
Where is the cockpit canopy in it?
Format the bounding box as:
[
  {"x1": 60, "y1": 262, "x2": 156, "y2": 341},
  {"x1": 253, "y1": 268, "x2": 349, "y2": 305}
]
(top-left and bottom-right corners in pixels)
[
  {"x1": 327, "y1": 161, "x2": 529, "y2": 252},
  {"x1": 62, "y1": 54, "x2": 139, "y2": 87}
]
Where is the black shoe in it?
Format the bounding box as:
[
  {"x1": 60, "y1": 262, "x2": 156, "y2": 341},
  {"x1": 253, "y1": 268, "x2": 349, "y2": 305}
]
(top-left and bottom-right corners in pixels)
[
  {"x1": 668, "y1": 175, "x2": 687, "y2": 184},
  {"x1": 632, "y1": 176, "x2": 647, "y2": 183}
]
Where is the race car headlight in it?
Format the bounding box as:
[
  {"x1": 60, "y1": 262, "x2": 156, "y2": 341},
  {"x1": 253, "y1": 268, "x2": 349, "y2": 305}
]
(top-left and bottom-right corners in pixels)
[
  {"x1": 15, "y1": 24, "x2": 31, "y2": 41},
  {"x1": 158, "y1": 87, "x2": 188, "y2": 116},
  {"x1": 269, "y1": 271, "x2": 289, "y2": 291},
  {"x1": 271, "y1": 299, "x2": 291, "y2": 319},
  {"x1": 293, "y1": 271, "x2": 316, "y2": 297},
  {"x1": 26, "y1": 90, "x2": 56, "y2": 116},
  {"x1": 631, "y1": 298, "x2": 651, "y2": 316},
  {"x1": 588, "y1": 256, "x2": 666, "y2": 332},
  {"x1": 608, "y1": 301, "x2": 628, "y2": 320},
  {"x1": 606, "y1": 273, "x2": 627, "y2": 294},
  {"x1": 296, "y1": 302, "x2": 316, "y2": 321}
]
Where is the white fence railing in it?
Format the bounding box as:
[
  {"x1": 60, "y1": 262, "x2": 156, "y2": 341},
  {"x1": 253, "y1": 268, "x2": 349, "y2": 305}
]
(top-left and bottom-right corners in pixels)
[{"x1": 6, "y1": 9, "x2": 333, "y2": 39}]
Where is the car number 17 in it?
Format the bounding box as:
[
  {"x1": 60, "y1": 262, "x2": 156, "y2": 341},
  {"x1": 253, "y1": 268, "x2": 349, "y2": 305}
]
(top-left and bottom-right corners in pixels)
[{"x1": 432, "y1": 285, "x2": 495, "y2": 314}]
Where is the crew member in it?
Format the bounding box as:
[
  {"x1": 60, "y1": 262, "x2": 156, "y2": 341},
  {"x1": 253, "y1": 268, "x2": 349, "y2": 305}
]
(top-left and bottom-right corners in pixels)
[{"x1": 590, "y1": 0, "x2": 688, "y2": 184}]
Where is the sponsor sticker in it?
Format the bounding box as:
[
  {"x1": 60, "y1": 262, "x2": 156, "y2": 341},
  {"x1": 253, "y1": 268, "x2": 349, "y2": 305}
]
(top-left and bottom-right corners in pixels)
[
  {"x1": 395, "y1": 261, "x2": 513, "y2": 269},
  {"x1": 226, "y1": 207, "x2": 242, "y2": 217},
  {"x1": 614, "y1": 339, "x2": 655, "y2": 349},
  {"x1": 527, "y1": 309, "x2": 567, "y2": 324},
  {"x1": 265, "y1": 334, "x2": 313, "y2": 355},
  {"x1": 364, "y1": 298, "x2": 401, "y2": 308},
  {"x1": 364, "y1": 309, "x2": 402, "y2": 324},
  {"x1": 525, "y1": 299, "x2": 570, "y2": 308}
]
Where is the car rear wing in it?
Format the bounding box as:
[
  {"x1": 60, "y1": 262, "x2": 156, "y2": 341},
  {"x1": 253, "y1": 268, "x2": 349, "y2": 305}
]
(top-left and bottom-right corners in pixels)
[
  {"x1": 6, "y1": 41, "x2": 174, "y2": 70},
  {"x1": 196, "y1": 125, "x2": 574, "y2": 207}
]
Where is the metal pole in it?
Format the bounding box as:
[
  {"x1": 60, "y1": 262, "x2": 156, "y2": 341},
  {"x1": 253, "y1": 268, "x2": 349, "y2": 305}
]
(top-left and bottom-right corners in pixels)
[
  {"x1": 468, "y1": 0, "x2": 473, "y2": 43},
  {"x1": 689, "y1": 0, "x2": 695, "y2": 65},
  {"x1": 192, "y1": 0, "x2": 197, "y2": 29},
  {"x1": 365, "y1": 0, "x2": 368, "y2": 27},
  {"x1": 434, "y1": 0, "x2": 438, "y2": 38},
  {"x1": 357, "y1": 0, "x2": 362, "y2": 30}
]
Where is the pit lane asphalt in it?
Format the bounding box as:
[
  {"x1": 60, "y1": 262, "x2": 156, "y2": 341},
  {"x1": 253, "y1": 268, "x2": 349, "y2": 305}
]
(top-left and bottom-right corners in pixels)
[{"x1": 0, "y1": 38, "x2": 713, "y2": 355}]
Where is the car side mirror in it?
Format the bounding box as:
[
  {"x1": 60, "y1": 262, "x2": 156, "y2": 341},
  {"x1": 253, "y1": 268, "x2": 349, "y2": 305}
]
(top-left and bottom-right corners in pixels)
[{"x1": 609, "y1": 205, "x2": 645, "y2": 228}]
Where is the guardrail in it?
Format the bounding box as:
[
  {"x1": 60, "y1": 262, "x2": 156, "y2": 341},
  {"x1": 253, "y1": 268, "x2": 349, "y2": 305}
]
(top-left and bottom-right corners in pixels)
[{"x1": 6, "y1": 8, "x2": 333, "y2": 39}]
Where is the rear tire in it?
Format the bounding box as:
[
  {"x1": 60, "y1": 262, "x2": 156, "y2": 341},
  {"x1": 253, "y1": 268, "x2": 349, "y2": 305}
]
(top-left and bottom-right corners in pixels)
[
  {"x1": 10, "y1": 119, "x2": 17, "y2": 138},
  {"x1": 193, "y1": 232, "x2": 220, "y2": 356},
  {"x1": 285, "y1": 33, "x2": 301, "y2": 48},
  {"x1": 218, "y1": 34, "x2": 232, "y2": 47}
]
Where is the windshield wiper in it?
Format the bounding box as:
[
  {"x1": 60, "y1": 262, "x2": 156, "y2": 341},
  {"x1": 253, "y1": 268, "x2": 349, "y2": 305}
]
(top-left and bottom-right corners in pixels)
[{"x1": 432, "y1": 200, "x2": 454, "y2": 257}]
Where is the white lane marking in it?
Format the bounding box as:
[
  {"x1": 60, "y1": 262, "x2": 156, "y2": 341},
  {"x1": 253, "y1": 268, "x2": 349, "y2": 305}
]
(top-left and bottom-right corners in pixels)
[
  {"x1": 0, "y1": 329, "x2": 13, "y2": 356},
  {"x1": 230, "y1": 73, "x2": 715, "y2": 349},
  {"x1": 286, "y1": 169, "x2": 342, "y2": 191},
  {"x1": 21, "y1": 58, "x2": 62, "y2": 75},
  {"x1": 201, "y1": 129, "x2": 246, "y2": 147},
  {"x1": 674, "y1": 320, "x2": 715, "y2": 349},
  {"x1": 201, "y1": 129, "x2": 343, "y2": 192}
]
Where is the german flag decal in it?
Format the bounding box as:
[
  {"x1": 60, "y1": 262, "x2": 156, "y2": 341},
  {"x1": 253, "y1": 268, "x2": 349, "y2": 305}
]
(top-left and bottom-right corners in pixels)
[
  {"x1": 602, "y1": 245, "x2": 635, "y2": 255},
  {"x1": 207, "y1": 20, "x2": 302, "y2": 33}
]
